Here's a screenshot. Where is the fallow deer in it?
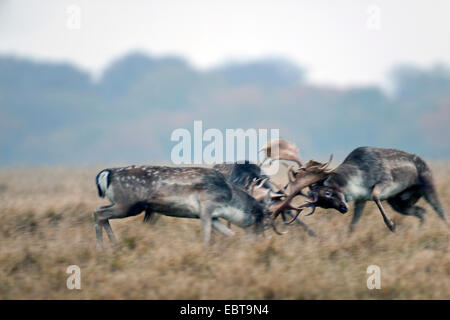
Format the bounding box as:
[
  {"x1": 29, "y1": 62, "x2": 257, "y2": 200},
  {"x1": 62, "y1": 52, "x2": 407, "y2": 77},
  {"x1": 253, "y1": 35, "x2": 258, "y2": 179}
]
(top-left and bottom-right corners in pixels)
[
  {"x1": 265, "y1": 141, "x2": 448, "y2": 232},
  {"x1": 94, "y1": 165, "x2": 276, "y2": 250},
  {"x1": 213, "y1": 161, "x2": 275, "y2": 190},
  {"x1": 307, "y1": 147, "x2": 448, "y2": 232},
  {"x1": 213, "y1": 160, "x2": 317, "y2": 236},
  {"x1": 141, "y1": 161, "x2": 278, "y2": 225}
]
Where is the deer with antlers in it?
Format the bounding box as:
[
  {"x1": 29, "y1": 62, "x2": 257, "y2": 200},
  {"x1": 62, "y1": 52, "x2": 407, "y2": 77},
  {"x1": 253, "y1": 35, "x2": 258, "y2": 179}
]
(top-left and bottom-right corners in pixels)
[
  {"x1": 262, "y1": 139, "x2": 448, "y2": 232},
  {"x1": 213, "y1": 160, "x2": 317, "y2": 236},
  {"x1": 93, "y1": 164, "x2": 301, "y2": 250},
  {"x1": 258, "y1": 139, "x2": 330, "y2": 229},
  {"x1": 94, "y1": 166, "x2": 269, "y2": 249},
  {"x1": 141, "y1": 161, "x2": 276, "y2": 225}
]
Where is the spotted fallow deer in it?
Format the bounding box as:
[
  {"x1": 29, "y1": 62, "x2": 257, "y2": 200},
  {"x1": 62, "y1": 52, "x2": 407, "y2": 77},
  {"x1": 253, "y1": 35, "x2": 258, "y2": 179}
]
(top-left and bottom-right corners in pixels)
[
  {"x1": 266, "y1": 142, "x2": 448, "y2": 233},
  {"x1": 94, "y1": 165, "x2": 277, "y2": 250},
  {"x1": 141, "y1": 161, "x2": 276, "y2": 226}
]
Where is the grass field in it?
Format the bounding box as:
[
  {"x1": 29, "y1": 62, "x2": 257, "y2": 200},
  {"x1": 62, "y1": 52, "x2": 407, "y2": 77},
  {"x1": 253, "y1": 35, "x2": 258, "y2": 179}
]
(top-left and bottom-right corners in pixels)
[{"x1": 0, "y1": 164, "x2": 449, "y2": 299}]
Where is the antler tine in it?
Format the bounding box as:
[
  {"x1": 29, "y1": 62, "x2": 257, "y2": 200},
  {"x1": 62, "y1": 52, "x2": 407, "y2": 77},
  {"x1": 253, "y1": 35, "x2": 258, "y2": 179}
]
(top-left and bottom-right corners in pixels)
[
  {"x1": 297, "y1": 155, "x2": 335, "y2": 178},
  {"x1": 303, "y1": 205, "x2": 316, "y2": 216},
  {"x1": 320, "y1": 154, "x2": 333, "y2": 170},
  {"x1": 287, "y1": 165, "x2": 297, "y2": 183},
  {"x1": 257, "y1": 178, "x2": 268, "y2": 188},
  {"x1": 258, "y1": 141, "x2": 271, "y2": 166},
  {"x1": 244, "y1": 176, "x2": 251, "y2": 189},
  {"x1": 249, "y1": 177, "x2": 258, "y2": 193},
  {"x1": 270, "y1": 219, "x2": 287, "y2": 235},
  {"x1": 268, "y1": 180, "x2": 289, "y2": 196},
  {"x1": 247, "y1": 177, "x2": 273, "y2": 203},
  {"x1": 284, "y1": 202, "x2": 317, "y2": 224},
  {"x1": 285, "y1": 209, "x2": 303, "y2": 225},
  {"x1": 259, "y1": 138, "x2": 303, "y2": 167},
  {"x1": 270, "y1": 154, "x2": 335, "y2": 228}
]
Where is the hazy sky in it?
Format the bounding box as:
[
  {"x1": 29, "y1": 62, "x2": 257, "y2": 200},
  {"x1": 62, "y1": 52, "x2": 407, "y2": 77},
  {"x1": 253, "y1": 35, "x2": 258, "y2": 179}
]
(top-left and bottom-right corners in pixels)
[{"x1": 1, "y1": 0, "x2": 449, "y2": 87}]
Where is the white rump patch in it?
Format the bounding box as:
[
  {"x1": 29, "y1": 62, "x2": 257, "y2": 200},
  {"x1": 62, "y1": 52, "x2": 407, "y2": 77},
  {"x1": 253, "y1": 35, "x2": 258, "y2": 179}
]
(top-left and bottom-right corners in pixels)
[
  {"x1": 98, "y1": 170, "x2": 115, "y2": 202},
  {"x1": 98, "y1": 171, "x2": 109, "y2": 193}
]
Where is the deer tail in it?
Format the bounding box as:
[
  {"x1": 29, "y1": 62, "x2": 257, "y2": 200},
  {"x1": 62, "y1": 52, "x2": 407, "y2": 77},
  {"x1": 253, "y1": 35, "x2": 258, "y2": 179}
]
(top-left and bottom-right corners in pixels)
[
  {"x1": 96, "y1": 170, "x2": 111, "y2": 198},
  {"x1": 421, "y1": 171, "x2": 447, "y2": 223}
]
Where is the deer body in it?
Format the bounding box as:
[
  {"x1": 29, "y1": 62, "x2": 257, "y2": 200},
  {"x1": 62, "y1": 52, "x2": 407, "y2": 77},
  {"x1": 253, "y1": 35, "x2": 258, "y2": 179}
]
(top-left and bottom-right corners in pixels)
[
  {"x1": 312, "y1": 147, "x2": 447, "y2": 232},
  {"x1": 94, "y1": 165, "x2": 266, "y2": 249},
  {"x1": 325, "y1": 148, "x2": 422, "y2": 201},
  {"x1": 143, "y1": 161, "x2": 274, "y2": 226}
]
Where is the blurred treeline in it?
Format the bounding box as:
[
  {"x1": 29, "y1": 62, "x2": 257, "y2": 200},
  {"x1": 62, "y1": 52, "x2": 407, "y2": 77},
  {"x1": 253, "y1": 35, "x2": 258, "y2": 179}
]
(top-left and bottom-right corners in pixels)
[{"x1": 0, "y1": 52, "x2": 449, "y2": 165}]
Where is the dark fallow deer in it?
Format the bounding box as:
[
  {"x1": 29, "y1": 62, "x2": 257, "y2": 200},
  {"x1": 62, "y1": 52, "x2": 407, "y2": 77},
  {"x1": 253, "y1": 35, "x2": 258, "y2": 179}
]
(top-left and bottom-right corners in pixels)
[
  {"x1": 266, "y1": 142, "x2": 448, "y2": 233},
  {"x1": 213, "y1": 161, "x2": 275, "y2": 191},
  {"x1": 308, "y1": 147, "x2": 448, "y2": 232},
  {"x1": 93, "y1": 165, "x2": 285, "y2": 250},
  {"x1": 213, "y1": 161, "x2": 317, "y2": 236}
]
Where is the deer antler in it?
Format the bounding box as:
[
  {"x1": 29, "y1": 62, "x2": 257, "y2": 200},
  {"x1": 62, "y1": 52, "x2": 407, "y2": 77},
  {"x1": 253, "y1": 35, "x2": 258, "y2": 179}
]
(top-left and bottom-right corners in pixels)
[
  {"x1": 270, "y1": 154, "x2": 334, "y2": 224},
  {"x1": 244, "y1": 177, "x2": 290, "y2": 235},
  {"x1": 248, "y1": 178, "x2": 270, "y2": 202},
  {"x1": 259, "y1": 138, "x2": 303, "y2": 167},
  {"x1": 258, "y1": 138, "x2": 335, "y2": 233}
]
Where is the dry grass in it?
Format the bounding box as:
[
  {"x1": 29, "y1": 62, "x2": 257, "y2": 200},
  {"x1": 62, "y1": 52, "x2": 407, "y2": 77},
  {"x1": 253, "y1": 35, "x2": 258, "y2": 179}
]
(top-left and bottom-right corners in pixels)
[{"x1": 0, "y1": 164, "x2": 449, "y2": 300}]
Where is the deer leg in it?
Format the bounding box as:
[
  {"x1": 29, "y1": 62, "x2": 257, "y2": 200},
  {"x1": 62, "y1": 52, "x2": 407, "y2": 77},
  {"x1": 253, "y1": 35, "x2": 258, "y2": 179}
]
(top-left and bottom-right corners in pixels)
[
  {"x1": 412, "y1": 206, "x2": 426, "y2": 226},
  {"x1": 143, "y1": 210, "x2": 152, "y2": 223},
  {"x1": 421, "y1": 172, "x2": 448, "y2": 225},
  {"x1": 388, "y1": 190, "x2": 425, "y2": 226},
  {"x1": 349, "y1": 200, "x2": 366, "y2": 233},
  {"x1": 199, "y1": 202, "x2": 216, "y2": 246},
  {"x1": 93, "y1": 204, "x2": 128, "y2": 250},
  {"x1": 201, "y1": 214, "x2": 212, "y2": 246},
  {"x1": 143, "y1": 209, "x2": 160, "y2": 225},
  {"x1": 372, "y1": 185, "x2": 396, "y2": 232},
  {"x1": 94, "y1": 219, "x2": 104, "y2": 251},
  {"x1": 102, "y1": 220, "x2": 117, "y2": 243},
  {"x1": 212, "y1": 218, "x2": 235, "y2": 237},
  {"x1": 391, "y1": 204, "x2": 426, "y2": 226},
  {"x1": 93, "y1": 204, "x2": 113, "y2": 250}
]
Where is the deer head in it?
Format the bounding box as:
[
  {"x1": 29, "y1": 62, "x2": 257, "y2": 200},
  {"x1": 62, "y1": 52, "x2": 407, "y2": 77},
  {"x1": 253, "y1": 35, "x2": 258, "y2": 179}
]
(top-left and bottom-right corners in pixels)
[
  {"x1": 259, "y1": 138, "x2": 336, "y2": 232},
  {"x1": 270, "y1": 156, "x2": 335, "y2": 224},
  {"x1": 307, "y1": 182, "x2": 348, "y2": 214}
]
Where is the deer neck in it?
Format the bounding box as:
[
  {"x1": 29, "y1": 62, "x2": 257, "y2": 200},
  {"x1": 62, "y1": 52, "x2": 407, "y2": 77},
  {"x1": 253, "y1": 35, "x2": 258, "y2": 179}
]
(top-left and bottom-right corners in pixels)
[{"x1": 325, "y1": 166, "x2": 369, "y2": 201}]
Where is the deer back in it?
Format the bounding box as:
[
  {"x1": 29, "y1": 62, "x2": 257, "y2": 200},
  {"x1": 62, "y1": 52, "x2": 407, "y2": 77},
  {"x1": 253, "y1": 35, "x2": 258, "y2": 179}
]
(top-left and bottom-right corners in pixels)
[{"x1": 97, "y1": 165, "x2": 233, "y2": 206}]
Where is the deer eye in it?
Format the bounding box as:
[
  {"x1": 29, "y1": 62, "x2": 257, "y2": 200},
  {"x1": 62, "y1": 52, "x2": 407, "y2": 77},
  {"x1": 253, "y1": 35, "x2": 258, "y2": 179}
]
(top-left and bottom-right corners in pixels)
[{"x1": 325, "y1": 191, "x2": 332, "y2": 197}]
